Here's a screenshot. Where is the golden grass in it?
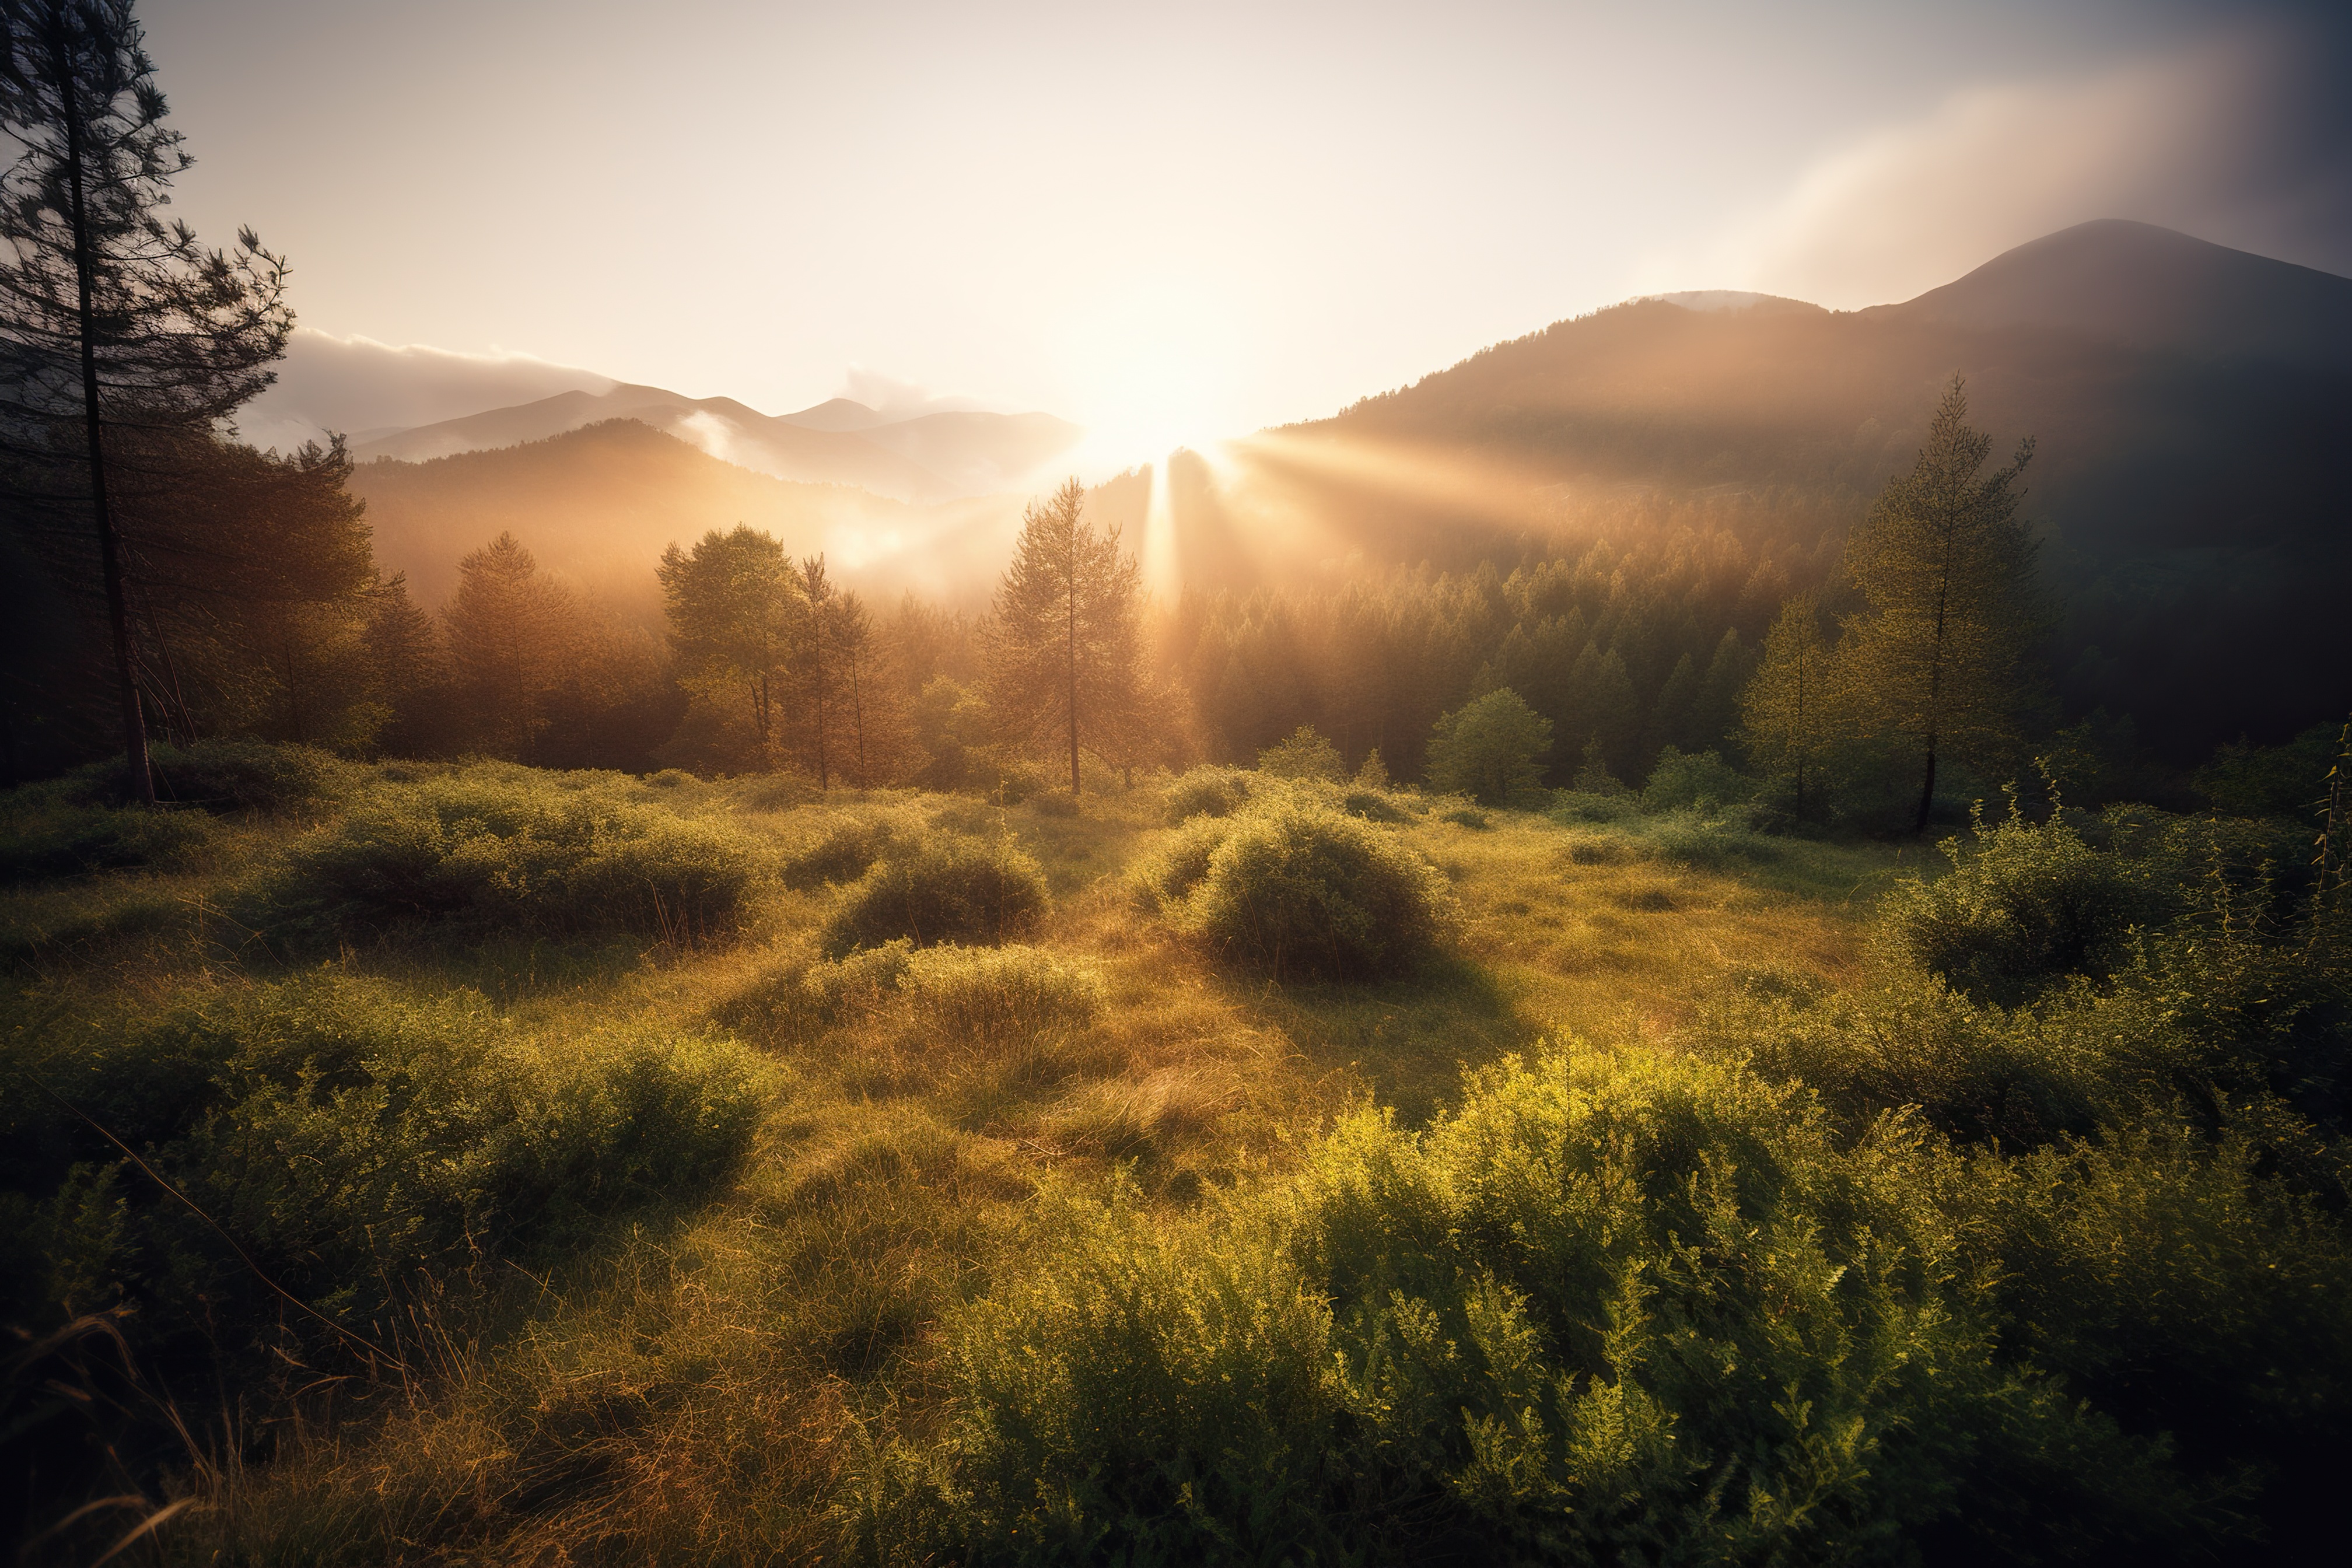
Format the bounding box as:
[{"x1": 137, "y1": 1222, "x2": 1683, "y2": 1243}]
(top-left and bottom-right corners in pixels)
[{"x1": 2, "y1": 775, "x2": 1919, "y2": 1564}]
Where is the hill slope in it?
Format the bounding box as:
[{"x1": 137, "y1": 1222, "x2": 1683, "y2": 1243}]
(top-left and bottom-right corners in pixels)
[{"x1": 1153, "y1": 222, "x2": 2352, "y2": 758}]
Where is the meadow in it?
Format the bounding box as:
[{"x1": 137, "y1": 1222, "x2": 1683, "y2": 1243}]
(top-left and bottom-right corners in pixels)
[{"x1": 4, "y1": 743, "x2": 2345, "y2": 1564}]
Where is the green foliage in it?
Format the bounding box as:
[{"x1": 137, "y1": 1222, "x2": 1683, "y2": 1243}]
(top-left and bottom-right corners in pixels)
[
  {"x1": 895, "y1": 944, "x2": 1106, "y2": 1049},
  {"x1": 782, "y1": 814, "x2": 897, "y2": 890},
  {"x1": 260, "y1": 765, "x2": 768, "y2": 942},
  {"x1": 1640, "y1": 745, "x2": 1754, "y2": 814},
  {"x1": 821, "y1": 833, "x2": 1049, "y2": 957},
  {"x1": 2195, "y1": 720, "x2": 2344, "y2": 820},
  {"x1": 56, "y1": 738, "x2": 354, "y2": 814},
  {"x1": 2, "y1": 976, "x2": 764, "y2": 1332},
  {"x1": 919, "y1": 1046, "x2": 2190, "y2": 1565},
  {"x1": 1427, "y1": 688, "x2": 1552, "y2": 806},
  {"x1": 1130, "y1": 813, "x2": 1234, "y2": 912},
  {"x1": 1174, "y1": 796, "x2": 1450, "y2": 979},
  {"x1": 1256, "y1": 724, "x2": 1346, "y2": 781},
  {"x1": 1354, "y1": 747, "x2": 1390, "y2": 788},
  {"x1": 1881, "y1": 802, "x2": 2166, "y2": 1007},
  {"x1": 0, "y1": 800, "x2": 216, "y2": 883},
  {"x1": 1737, "y1": 592, "x2": 1836, "y2": 816},
  {"x1": 1161, "y1": 765, "x2": 1252, "y2": 823}
]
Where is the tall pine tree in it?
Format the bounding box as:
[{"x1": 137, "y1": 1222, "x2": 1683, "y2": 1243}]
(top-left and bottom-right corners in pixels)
[
  {"x1": 1739, "y1": 592, "x2": 1833, "y2": 818},
  {"x1": 1840, "y1": 379, "x2": 2040, "y2": 832},
  {"x1": 986, "y1": 478, "x2": 1145, "y2": 795}
]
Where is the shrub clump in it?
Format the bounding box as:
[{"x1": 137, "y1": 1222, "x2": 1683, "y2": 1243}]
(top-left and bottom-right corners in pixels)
[
  {"x1": 780, "y1": 814, "x2": 896, "y2": 890},
  {"x1": 0, "y1": 802, "x2": 218, "y2": 883},
  {"x1": 1161, "y1": 765, "x2": 1253, "y2": 824},
  {"x1": 1169, "y1": 797, "x2": 1449, "y2": 979},
  {"x1": 60, "y1": 739, "x2": 352, "y2": 814},
  {"x1": 262, "y1": 767, "x2": 768, "y2": 942},
  {"x1": 820, "y1": 834, "x2": 1049, "y2": 957},
  {"x1": 914, "y1": 1045, "x2": 2200, "y2": 1564},
  {"x1": 895, "y1": 944, "x2": 1106, "y2": 1048},
  {"x1": 1882, "y1": 802, "x2": 2164, "y2": 1006}
]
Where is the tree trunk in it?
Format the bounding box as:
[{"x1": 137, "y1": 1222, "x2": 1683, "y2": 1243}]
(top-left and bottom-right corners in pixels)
[
  {"x1": 1066, "y1": 562, "x2": 1081, "y2": 795},
  {"x1": 58, "y1": 48, "x2": 154, "y2": 804},
  {"x1": 1913, "y1": 737, "x2": 1937, "y2": 835}
]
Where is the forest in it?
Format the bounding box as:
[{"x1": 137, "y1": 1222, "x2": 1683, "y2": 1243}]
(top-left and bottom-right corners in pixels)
[{"x1": 6, "y1": 3, "x2": 2352, "y2": 1566}]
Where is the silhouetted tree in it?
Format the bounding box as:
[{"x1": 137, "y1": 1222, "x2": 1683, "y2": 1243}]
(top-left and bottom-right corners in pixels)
[
  {"x1": 1740, "y1": 592, "x2": 1833, "y2": 818},
  {"x1": 793, "y1": 554, "x2": 838, "y2": 786},
  {"x1": 364, "y1": 570, "x2": 449, "y2": 755},
  {"x1": 986, "y1": 478, "x2": 1145, "y2": 794},
  {"x1": 445, "y1": 532, "x2": 573, "y2": 758},
  {"x1": 1, "y1": 0, "x2": 292, "y2": 799},
  {"x1": 1840, "y1": 379, "x2": 2040, "y2": 832}
]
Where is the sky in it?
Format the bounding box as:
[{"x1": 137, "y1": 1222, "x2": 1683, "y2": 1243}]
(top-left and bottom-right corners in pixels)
[{"x1": 141, "y1": 0, "x2": 2352, "y2": 473}]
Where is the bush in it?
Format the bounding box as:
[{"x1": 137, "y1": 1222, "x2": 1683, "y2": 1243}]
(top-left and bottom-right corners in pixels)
[
  {"x1": 781, "y1": 815, "x2": 895, "y2": 890},
  {"x1": 1640, "y1": 745, "x2": 1755, "y2": 813},
  {"x1": 1340, "y1": 786, "x2": 1412, "y2": 824},
  {"x1": 1130, "y1": 814, "x2": 1234, "y2": 912},
  {"x1": 1180, "y1": 797, "x2": 1449, "y2": 979},
  {"x1": 1882, "y1": 803, "x2": 2164, "y2": 1007},
  {"x1": 820, "y1": 834, "x2": 1049, "y2": 957},
  {"x1": 0, "y1": 802, "x2": 218, "y2": 883},
  {"x1": 1426, "y1": 688, "x2": 1552, "y2": 806},
  {"x1": 918, "y1": 1045, "x2": 2192, "y2": 1564},
  {"x1": 55, "y1": 739, "x2": 353, "y2": 814},
  {"x1": 262, "y1": 767, "x2": 768, "y2": 942},
  {"x1": 895, "y1": 944, "x2": 1105, "y2": 1048},
  {"x1": 2, "y1": 976, "x2": 764, "y2": 1332},
  {"x1": 1256, "y1": 725, "x2": 1346, "y2": 781},
  {"x1": 1161, "y1": 765, "x2": 1252, "y2": 824}
]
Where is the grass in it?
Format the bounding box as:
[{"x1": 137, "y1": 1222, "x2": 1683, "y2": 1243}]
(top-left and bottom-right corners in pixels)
[{"x1": 0, "y1": 760, "x2": 1917, "y2": 1564}]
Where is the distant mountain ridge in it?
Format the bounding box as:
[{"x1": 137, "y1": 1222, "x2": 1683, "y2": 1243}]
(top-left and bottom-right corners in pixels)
[{"x1": 352, "y1": 383, "x2": 1082, "y2": 502}]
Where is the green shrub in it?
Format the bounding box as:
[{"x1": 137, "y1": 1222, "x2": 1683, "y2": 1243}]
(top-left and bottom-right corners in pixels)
[
  {"x1": 1882, "y1": 803, "x2": 2163, "y2": 1006},
  {"x1": 820, "y1": 834, "x2": 1049, "y2": 957},
  {"x1": 1161, "y1": 765, "x2": 1252, "y2": 824},
  {"x1": 1130, "y1": 814, "x2": 1234, "y2": 912},
  {"x1": 1640, "y1": 745, "x2": 1755, "y2": 813},
  {"x1": 0, "y1": 802, "x2": 218, "y2": 883},
  {"x1": 782, "y1": 815, "x2": 896, "y2": 890},
  {"x1": 56, "y1": 739, "x2": 352, "y2": 814},
  {"x1": 1180, "y1": 798, "x2": 1449, "y2": 979},
  {"x1": 1256, "y1": 725, "x2": 1346, "y2": 781},
  {"x1": 1438, "y1": 804, "x2": 1490, "y2": 830},
  {"x1": 1340, "y1": 786, "x2": 1412, "y2": 824},
  {"x1": 895, "y1": 944, "x2": 1105, "y2": 1048},
  {"x1": 262, "y1": 768, "x2": 767, "y2": 942},
  {"x1": 919, "y1": 1045, "x2": 2190, "y2": 1564},
  {"x1": 1426, "y1": 688, "x2": 1552, "y2": 806},
  {"x1": 2, "y1": 977, "x2": 764, "y2": 1332}
]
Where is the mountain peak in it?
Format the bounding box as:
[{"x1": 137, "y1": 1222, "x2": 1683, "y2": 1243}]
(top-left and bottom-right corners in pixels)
[{"x1": 1871, "y1": 219, "x2": 2352, "y2": 366}]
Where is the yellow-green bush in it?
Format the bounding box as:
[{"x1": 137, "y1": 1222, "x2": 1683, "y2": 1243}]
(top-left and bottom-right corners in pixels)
[
  {"x1": 0, "y1": 800, "x2": 218, "y2": 883},
  {"x1": 781, "y1": 814, "x2": 897, "y2": 890},
  {"x1": 907, "y1": 1045, "x2": 2194, "y2": 1565},
  {"x1": 261, "y1": 766, "x2": 768, "y2": 942},
  {"x1": 1170, "y1": 796, "x2": 1450, "y2": 979},
  {"x1": 820, "y1": 834, "x2": 1049, "y2": 957},
  {"x1": 894, "y1": 944, "x2": 1105, "y2": 1048},
  {"x1": 1160, "y1": 765, "x2": 1252, "y2": 824}
]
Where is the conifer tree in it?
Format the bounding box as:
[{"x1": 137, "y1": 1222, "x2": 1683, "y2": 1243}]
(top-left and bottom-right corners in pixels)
[
  {"x1": 444, "y1": 532, "x2": 574, "y2": 760},
  {"x1": 1840, "y1": 379, "x2": 2040, "y2": 832},
  {"x1": 985, "y1": 477, "x2": 1145, "y2": 794},
  {"x1": 794, "y1": 554, "x2": 837, "y2": 787},
  {"x1": 365, "y1": 571, "x2": 449, "y2": 755},
  {"x1": 1739, "y1": 592, "x2": 1833, "y2": 818},
  {"x1": 1, "y1": 0, "x2": 292, "y2": 800}
]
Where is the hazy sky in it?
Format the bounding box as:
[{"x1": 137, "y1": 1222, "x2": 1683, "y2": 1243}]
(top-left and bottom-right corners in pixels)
[{"x1": 142, "y1": 0, "x2": 2351, "y2": 470}]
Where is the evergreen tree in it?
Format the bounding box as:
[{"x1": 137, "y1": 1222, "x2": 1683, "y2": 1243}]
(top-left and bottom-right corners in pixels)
[
  {"x1": 986, "y1": 477, "x2": 1145, "y2": 794},
  {"x1": 365, "y1": 571, "x2": 449, "y2": 755},
  {"x1": 1, "y1": 0, "x2": 292, "y2": 799},
  {"x1": 1427, "y1": 687, "x2": 1552, "y2": 805},
  {"x1": 1739, "y1": 592, "x2": 1834, "y2": 818},
  {"x1": 444, "y1": 531, "x2": 573, "y2": 760},
  {"x1": 1840, "y1": 379, "x2": 2040, "y2": 832},
  {"x1": 794, "y1": 554, "x2": 838, "y2": 787}
]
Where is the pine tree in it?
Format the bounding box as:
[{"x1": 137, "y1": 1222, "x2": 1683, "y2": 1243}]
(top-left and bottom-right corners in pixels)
[
  {"x1": 986, "y1": 478, "x2": 1146, "y2": 795},
  {"x1": 1840, "y1": 379, "x2": 2040, "y2": 832},
  {"x1": 1739, "y1": 592, "x2": 1834, "y2": 818},
  {"x1": 365, "y1": 571, "x2": 449, "y2": 755},
  {"x1": 444, "y1": 532, "x2": 574, "y2": 760},
  {"x1": 1, "y1": 0, "x2": 292, "y2": 800}
]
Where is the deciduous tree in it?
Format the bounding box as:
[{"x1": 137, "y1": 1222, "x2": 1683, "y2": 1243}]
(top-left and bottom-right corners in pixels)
[{"x1": 1740, "y1": 591, "x2": 1835, "y2": 818}]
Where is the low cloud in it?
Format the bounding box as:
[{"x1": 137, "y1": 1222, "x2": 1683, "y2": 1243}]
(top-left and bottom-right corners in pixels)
[
  {"x1": 838, "y1": 366, "x2": 989, "y2": 421},
  {"x1": 1723, "y1": 20, "x2": 2352, "y2": 309},
  {"x1": 238, "y1": 329, "x2": 611, "y2": 453}
]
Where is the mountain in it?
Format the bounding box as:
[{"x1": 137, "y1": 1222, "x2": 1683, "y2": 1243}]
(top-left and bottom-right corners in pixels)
[
  {"x1": 1125, "y1": 221, "x2": 2352, "y2": 759},
  {"x1": 348, "y1": 420, "x2": 1026, "y2": 615},
  {"x1": 1867, "y1": 218, "x2": 2352, "y2": 368},
  {"x1": 350, "y1": 382, "x2": 1083, "y2": 503},
  {"x1": 237, "y1": 329, "x2": 612, "y2": 456}
]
